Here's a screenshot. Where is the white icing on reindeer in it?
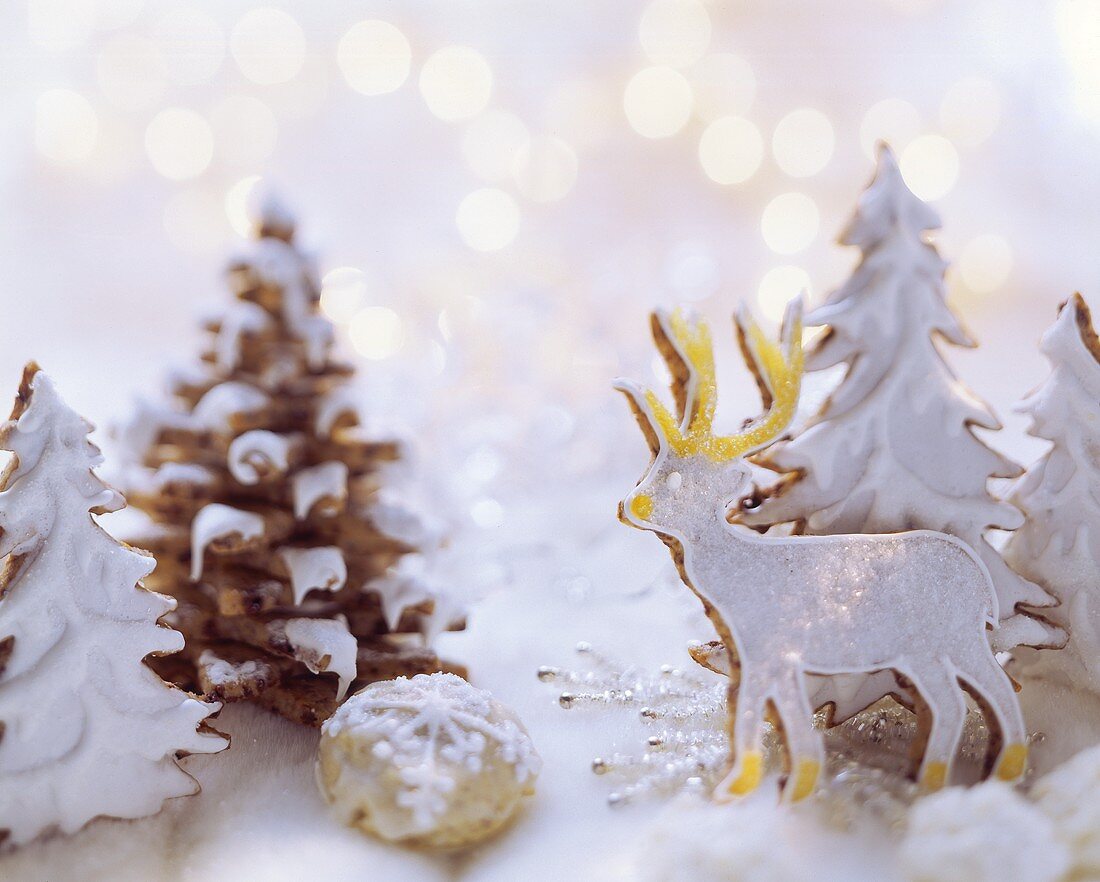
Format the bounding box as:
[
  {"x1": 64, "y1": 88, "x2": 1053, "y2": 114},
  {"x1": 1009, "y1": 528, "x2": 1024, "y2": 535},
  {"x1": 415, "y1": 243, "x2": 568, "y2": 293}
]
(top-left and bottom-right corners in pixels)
[{"x1": 616, "y1": 300, "x2": 1027, "y2": 801}]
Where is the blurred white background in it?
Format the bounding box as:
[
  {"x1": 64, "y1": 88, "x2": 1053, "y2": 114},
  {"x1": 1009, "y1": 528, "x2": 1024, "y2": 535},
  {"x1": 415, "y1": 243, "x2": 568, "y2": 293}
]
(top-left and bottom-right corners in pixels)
[{"x1": 3, "y1": 0, "x2": 1099, "y2": 467}]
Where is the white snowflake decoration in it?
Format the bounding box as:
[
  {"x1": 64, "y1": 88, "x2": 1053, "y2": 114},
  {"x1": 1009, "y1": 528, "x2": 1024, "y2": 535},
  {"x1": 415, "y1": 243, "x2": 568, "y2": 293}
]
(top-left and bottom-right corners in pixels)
[{"x1": 544, "y1": 643, "x2": 1009, "y2": 819}]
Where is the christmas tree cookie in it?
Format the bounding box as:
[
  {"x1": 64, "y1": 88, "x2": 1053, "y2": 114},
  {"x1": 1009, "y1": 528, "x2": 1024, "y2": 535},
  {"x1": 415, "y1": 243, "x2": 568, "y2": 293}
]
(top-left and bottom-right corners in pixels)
[
  {"x1": 118, "y1": 201, "x2": 465, "y2": 726},
  {"x1": 0, "y1": 364, "x2": 227, "y2": 847},
  {"x1": 1006, "y1": 294, "x2": 1100, "y2": 693},
  {"x1": 739, "y1": 144, "x2": 1062, "y2": 720}
]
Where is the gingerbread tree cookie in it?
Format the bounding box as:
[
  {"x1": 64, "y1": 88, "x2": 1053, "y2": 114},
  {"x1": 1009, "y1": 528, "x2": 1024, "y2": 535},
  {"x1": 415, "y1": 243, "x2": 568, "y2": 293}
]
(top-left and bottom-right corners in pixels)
[
  {"x1": 1005, "y1": 295, "x2": 1100, "y2": 693},
  {"x1": 118, "y1": 202, "x2": 465, "y2": 726},
  {"x1": 739, "y1": 144, "x2": 1062, "y2": 720},
  {"x1": 0, "y1": 365, "x2": 227, "y2": 847}
]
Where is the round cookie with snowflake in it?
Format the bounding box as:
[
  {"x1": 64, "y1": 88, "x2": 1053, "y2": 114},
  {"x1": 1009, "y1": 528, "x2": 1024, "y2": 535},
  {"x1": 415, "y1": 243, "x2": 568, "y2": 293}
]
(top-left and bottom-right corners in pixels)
[{"x1": 316, "y1": 672, "x2": 541, "y2": 849}]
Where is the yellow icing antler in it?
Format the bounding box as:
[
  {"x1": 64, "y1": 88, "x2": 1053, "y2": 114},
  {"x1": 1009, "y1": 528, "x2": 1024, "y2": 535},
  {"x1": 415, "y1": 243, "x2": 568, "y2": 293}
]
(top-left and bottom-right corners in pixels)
[{"x1": 645, "y1": 299, "x2": 804, "y2": 462}]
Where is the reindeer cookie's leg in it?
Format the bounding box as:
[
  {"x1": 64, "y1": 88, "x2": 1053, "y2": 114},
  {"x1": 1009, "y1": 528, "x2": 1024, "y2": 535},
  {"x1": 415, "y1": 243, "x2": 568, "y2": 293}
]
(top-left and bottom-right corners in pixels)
[
  {"x1": 955, "y1": 650, "x2": 1028, "y2": 782},
  {"x1": 716, "y1": 670, "x2": 769, "y2": 801},
  {"x1": 907, "y1": 663, "x2": 967, "y2": 792},
  {"x1": 772, "y1": 672, "x2": 823, "y2": 802}
]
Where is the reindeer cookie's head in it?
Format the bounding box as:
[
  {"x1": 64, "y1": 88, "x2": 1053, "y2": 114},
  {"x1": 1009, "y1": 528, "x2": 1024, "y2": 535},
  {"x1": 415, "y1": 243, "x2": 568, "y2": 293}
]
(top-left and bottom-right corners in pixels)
[{"x1": 616, "y1": 299, "x2": 804, "y2": 539}]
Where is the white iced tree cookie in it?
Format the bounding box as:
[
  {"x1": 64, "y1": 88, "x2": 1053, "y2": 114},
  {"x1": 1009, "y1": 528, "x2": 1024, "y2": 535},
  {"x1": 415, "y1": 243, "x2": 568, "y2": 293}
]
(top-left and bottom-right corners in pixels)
[
  {"x1": 1005, "y1": 295, "x2": 1100, "y2": 693},
  {"x1": 739, "y1": 144, "x2": 1061, "y2": 719},
  {"x1": 316, "y1": 672, "x2": 540, "y2": 849},
  {"x1": 0, "y1": 365, "x2": 227, "y2": 848}
]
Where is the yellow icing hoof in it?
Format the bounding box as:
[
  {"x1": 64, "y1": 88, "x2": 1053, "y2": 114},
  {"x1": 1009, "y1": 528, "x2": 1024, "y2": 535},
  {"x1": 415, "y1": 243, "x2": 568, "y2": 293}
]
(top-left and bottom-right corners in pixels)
[
  {"x1": 920, "y1": 761, "x2": 948, "y2": 792},
  {"x1": 996, "y1": 743, "x2": 1028, "y2": 781},
  {"x1": 787, "y1": 758, "x2": 820, "y2": 802},
  {"x1": 630, "y1": 494, "x2": 653, "y2": 521},
  {"x1": 725, "y1": 751, "x2": 764, "y2": 797}
]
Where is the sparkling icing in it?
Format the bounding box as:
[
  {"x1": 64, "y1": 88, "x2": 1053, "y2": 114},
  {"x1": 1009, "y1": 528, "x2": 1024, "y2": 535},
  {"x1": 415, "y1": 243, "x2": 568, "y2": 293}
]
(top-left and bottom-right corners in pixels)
[
  {"x1": 292, "y1": 461, "x2": 348, "y2": 519},
  {"x1": 0, "y1": 369, "x2": 226, "y2": 846},
  {"x1": 190, "y1": 382, "x2": 269, "y2": 431},
  {"x1": 618, "y1": 298, "x2": 1026, "y2": 798},
  {"x1": 900, "y1": 782, "x2": 1069, "y2": 882},
  {"x1": 227, "y1": 429, "x2": 292, "y2": 485},
  {"x1": 281, "y1": 617, "x2": 356, "y2": 700},
  {"x1": 190, "y1": 503, "x2": 265, "y2": 580},
  {"x1": 278, "y1": 546, "x2": 347, "y2": 604},
  {"x1": 323, "y1": 673, "x2": 540, "y2": 831}
]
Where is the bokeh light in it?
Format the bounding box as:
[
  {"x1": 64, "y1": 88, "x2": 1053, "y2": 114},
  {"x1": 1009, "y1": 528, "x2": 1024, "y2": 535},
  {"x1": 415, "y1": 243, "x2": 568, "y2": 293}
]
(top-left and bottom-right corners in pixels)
[
  {"x1": 1057, "y1": 0, "x2": 1100, "y2": 122},
  {"x1": 35, "y1": 89, "x2": 99, "y2": 164},
  {"x1": 145, "y1": 108, "x2": 214, "y2": 180},
  {"x1": 211, "y1": 95, "x2": 278, "y2": 167},
  {"x1": 663, "y1": 241, "x2": 719, "y2": 302},
  {"x1": 164, "y1": 188, "x2": 230, "y2": 255},
  {"x1": 461, "y1": 111, "x2": 530, "y2": 181},
  {"x1": 225, "y1": 175, "x2": 262, "y2": 237},
  {"x1": 419, "y1": 46, "x2": 493, "y2": 122},
  {"x1": 337, "y1": 20, "x2": 411, "y2": 96},
  {"x1": 94, "y1": 0, "x2": 144, "y2": 31},
  {"x1": 900, "y1": 134, "x2": 959, "y2": 200},
  {"x1": 624, "y1": 66, "x2": 693, "y2": 138},
  {"x1": 772, "y1": 108, "x2": 834, "y2": 178},
  {"x1": 96, "y1": 34, "x2": 166, "y2": 111},
  {"x1": 939, "y1": 78, "x2": 1001, "y2": 148},
  {"x1": 761, "y1": 193, "x2": 820, "y2": 255},
  {"x1": 230, "y1": 8, "x2": 306, "y2": 86},
  {"x1": 28, "y1": 0, "x2": 95, "y2": 51},
  {"x1": 545, "y1": 79, "x2": 619, "y2": 150},
  {"x1": 860, "y1": 98, "x2": 922, "y2": 158},
  {"x1": 151, "y1": 6, "x2": 225, "y2": 86},
  {"x1": 691, "y1": 53, "x2": 756, "y2": 121},
  {"x1": 957, "y1": 234, "x2": 1013, "y2": 294},
  {"x1": 638, "y1": 0, "x2": 711, "y2": 68},
  {"x1": 456, "y1": 188, "x2": 520, "y2": 251},
  {"x1": 321, "y1": 267, "x2": 369, "y2": 323},
  {"x1": 512, "y1": 136, "x2": 578, "y2": 202},
  {"x1": 349, "y1": 306, "x2": 404, "y2": 359},
  {"x1": 698, "y1": 116, "x2": 763, "y2": 184},
  {"x1": 758, "y1": 266, "x2": 811, "y2": 321}
]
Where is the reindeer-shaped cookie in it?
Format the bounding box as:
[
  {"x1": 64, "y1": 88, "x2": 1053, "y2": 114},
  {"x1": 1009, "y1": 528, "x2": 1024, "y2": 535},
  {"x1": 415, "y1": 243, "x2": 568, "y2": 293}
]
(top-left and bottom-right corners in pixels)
[{"x1": 615, "y1": 298, "x2": 1027, "y2": 801}]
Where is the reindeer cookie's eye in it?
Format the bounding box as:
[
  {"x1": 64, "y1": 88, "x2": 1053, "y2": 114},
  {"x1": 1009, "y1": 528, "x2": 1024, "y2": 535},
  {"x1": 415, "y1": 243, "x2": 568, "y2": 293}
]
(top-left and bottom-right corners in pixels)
[{"x1": 666, "y1": 471, "x2": 682, "y2": 491}]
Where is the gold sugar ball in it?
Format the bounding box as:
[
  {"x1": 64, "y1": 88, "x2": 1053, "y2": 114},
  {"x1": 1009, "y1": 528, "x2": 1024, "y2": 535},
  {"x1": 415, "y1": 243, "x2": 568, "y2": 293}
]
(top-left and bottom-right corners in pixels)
[{"x1": 317, "y1": 672, "x2": 540, "y2": 850}]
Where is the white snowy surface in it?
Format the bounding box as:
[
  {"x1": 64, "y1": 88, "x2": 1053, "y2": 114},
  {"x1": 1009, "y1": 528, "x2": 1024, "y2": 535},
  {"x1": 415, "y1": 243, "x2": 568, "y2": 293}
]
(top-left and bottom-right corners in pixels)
[{"x1": 3, "y1": 545, "x2": 1094, "y2": 881}]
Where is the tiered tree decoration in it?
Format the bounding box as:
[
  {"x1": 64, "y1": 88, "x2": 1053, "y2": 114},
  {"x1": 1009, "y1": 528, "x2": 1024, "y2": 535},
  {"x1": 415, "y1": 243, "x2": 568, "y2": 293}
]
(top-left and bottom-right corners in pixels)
[
  {"x1": 119, "y1": 203, "x2": 465, "y2": 727},
  {"x1": 0, "y1": 365, "x2": 227, "y2": 847},
  {"x1": 1005, "y1": 295, "x2": 1100, "y2": 693},
  {"x1": 738, "y1": 144, "x2": 1063, "y2": 720}
]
